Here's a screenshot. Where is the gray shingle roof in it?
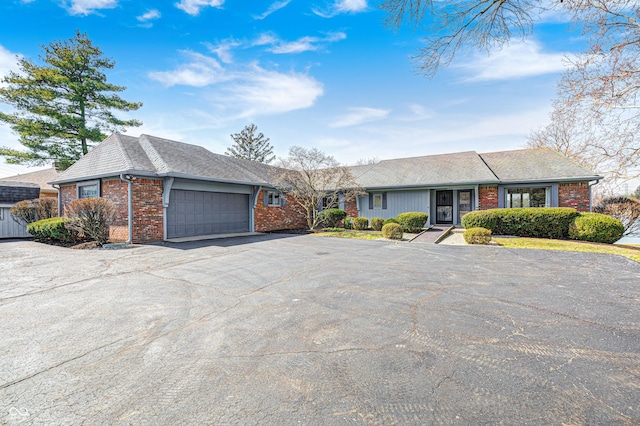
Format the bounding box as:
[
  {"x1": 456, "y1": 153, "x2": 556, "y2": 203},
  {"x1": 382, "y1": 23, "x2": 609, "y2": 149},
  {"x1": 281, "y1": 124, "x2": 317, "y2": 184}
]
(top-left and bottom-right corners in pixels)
[
  {"x1": 0, "y1": 167, "x2": 61, "y2": 192},
  {"x1": 351, "y1": 151, "x2": 500, "y2": 188},
  {"x1": 52, "y1": 133, "x2": 602, "y2": 188},
  {"x1": 479, "y1": 148, "x2": 600, "y2": 182},
  {"x1": 53, "y1": 133, "x2": 278, "y2": 186}
]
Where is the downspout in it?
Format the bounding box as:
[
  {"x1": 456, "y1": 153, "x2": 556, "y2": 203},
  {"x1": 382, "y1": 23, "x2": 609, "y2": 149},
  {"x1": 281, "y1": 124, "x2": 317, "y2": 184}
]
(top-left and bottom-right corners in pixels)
[
  {"x1": 589, "y1": 179, "x2": 600, "y2": 212},
  {"x1": 119, "y1": 174, "x2": 133, "y2": 244},
  {"x1": 52, "y1": 184, "x2": 61, "y2": 217}
]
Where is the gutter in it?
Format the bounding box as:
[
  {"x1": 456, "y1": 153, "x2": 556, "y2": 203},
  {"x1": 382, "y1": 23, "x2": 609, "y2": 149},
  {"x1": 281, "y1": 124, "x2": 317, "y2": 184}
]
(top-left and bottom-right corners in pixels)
[
  {"x1": 51, "y1": 183, "x2": 62, "y2": 217},
  {"x1": 119, "y1": 174, "x2": 133, "y2": 244},
  {"x1": 589, "y1": 179, "x2": 601, "y2": 212}
]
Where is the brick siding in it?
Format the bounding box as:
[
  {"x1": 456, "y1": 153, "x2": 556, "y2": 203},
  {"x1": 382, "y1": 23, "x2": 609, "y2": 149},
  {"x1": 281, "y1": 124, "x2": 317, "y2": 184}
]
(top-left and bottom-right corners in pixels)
[
  {"x1": 254, "y1": 190, "x2": 308, "y2": 231},
  {"x1": 479, "y1": 186, "x2": 499, "y2": 210},
  {"x1": 60, "y1": 185, "x2": 76, "y2": 214},
  {"x1": 101, "y1": 179, "x2": 128, "y2": 227},
  {"x1": 558, "y1": 181, "x2": 591, "y2": 212},
  {"x1": 344, "y1": 197, "x2": 358, "y2": 218},
  {"x1": 131, "y1": 178, "x2": 164, "y2": 243}
]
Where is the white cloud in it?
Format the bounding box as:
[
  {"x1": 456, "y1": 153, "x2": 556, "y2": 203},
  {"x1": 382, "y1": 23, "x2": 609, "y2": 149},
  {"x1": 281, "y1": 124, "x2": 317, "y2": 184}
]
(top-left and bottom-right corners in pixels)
[
  {"x1": 137, "y1": 9, "x2": 161, "y2": 22},
  {"x1": 0, "y1": 45, "x2": 21, "y2": 88},
  {"x1": 313, "y1": 0, "x2": 367, "y2": 18},
  {"x1": 65, "y1": 0, "x2": 118, "y2": 15},
  {"x1": 330, "y1": 107, "x2": 390, "y2": 128},
  {"x1": 175, "y1": 0, "x2": 224, "y2": 16},
  {"x1": 148, "y1": 53, "x2": 323, "y2": 119},
  {"x1": 399, "y1": 103, "x2": 435, "y2": 122},
  {"x1": 148, "y1": 51, "x2": 227, "y2": 87},
  {"x1": 457, "y1": 40, "x2": 568, "y2": 82},
  {"x1": 205, "y1": 39, "x2": 241, "y2": 64},
  {"x1": 253, "y1": 0, "x2": 292, "y2": 20},
  {"x1": 260, "y1": 32, "x2": 346, "y2": 54}
]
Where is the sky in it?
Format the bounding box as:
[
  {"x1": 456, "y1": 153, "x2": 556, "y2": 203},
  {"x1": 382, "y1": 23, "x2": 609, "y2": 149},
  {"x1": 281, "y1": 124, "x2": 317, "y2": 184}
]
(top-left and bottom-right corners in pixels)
[{"x1": 0, "y1": 0, "x2": 587, "y2": 179}]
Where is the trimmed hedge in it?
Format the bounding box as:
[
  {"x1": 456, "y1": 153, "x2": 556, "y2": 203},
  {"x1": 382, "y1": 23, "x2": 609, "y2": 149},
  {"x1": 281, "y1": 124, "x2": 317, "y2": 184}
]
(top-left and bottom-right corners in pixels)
[
  {"x1": 318, "y1": 208, "x2": 347, "y2": 228},
  {"x1": 382, "y1": 223, "x2": 403, "y2": 240},
  {"x1": 569, "y1": 213, "x2": 624, "y2": 244},
  {"x1": 383, "y1": 217, "x2": 399, "y2": 225},
  {"x1": 353, "y1": 216, "x2": 369, "y2": 230},
  {"x1": 397, "y1": 212, "x2": 429, "y2": 233},
  {"x1": 462, "y1": 208, "x2": 579, "y2": 239},
  {"x1": 370, "y1": 217, "x2": 384, "y2": 231},
  {"x1": 27, "y1": 217, "x2": 78, "y2": 243},
  {"x1": 463, "y1": 227, "x2": 492, "y2": 244}
]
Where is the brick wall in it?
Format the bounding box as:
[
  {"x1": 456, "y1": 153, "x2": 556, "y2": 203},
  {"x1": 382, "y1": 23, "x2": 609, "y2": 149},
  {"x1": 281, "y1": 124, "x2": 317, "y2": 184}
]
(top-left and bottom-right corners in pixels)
[
  {"x1": 559, "y1": 181, "x2": 591, "y2": 212},
  {"x1": 344, "y1": 197, "x2": 358, "y2": 218},
  {"x1": 131, "y1": 178, "x2": 164, "y2": 243},
  {"x1": 254, "y1": 190, "x2": 308, "y2": 231},
  {"x1": 101, "y1": 179, "x2": 128, "y2": 226},
  {"x1": 60, "y1": 185, "x2": 76, "y2": 214},
  {"x1": 479, "y1": 186, "x2": 498, "y2": 210}
]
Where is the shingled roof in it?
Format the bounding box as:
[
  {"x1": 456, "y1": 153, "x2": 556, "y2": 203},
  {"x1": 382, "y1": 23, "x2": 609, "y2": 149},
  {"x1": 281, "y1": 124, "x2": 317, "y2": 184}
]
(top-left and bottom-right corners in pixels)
[
  {"x1": 0, "y1": 166, "x2": 60, "y2": 193},
  {"x1": 51, "y1": 134, "x2": 601, "y2": 188},
  {"x1": 52, "y1": 133, "x2": 280, "y2": 186}
]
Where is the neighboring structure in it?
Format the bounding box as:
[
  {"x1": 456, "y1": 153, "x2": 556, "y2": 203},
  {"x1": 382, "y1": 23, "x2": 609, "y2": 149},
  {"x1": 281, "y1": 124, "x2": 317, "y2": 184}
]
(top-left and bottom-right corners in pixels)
[
  {"x1": 0, "y1": 181, "x2": 40, "y2": 239},
  {"x1": 51, "y1": 133, "x2": 601, "y2": 243},
  {"x1": 0, "y1": 165, "x2": 60, "y2": 198}
]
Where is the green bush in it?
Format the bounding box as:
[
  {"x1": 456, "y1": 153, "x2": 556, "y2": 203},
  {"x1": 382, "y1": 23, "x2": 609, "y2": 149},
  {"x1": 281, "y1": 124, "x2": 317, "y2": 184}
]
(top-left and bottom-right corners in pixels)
[
  {"x1": 370, "y1": 217, "x2": 384, "y2": 231},
  {"x1": 382, "y1": 223, "x2": 403, "y2": 240},
  {"x1": 27, "y1": 217, "x2": 78, "y2": 243},
  {"x1": 64, "y1": 197, "x2": 116, "y2": 246},
  {"x1": 461, "y1": 210, "x2": 498, "y2": 231},
  {"x1": 463, "y1": 227, "x2": 492, "y2": 244},
  {"x1": 344, "y1": 217, "x2": 354, "y2": 229},
  {"x1": 493, "y1": 208, "x2": 579, "y2": 239},
  {"x1": 397, "y1": 212, "x2": 429, "y2": 233},
  {"x1": 318, "y1": 208, "x2": 347, "y2": 228},
  {"x1": 353, "y1": 217, "x2": 369, "y2": 230},
  {"x1": 569, "y1": 213, "x2": 624, "y2": 244},
  {"x1": 383, "y1": 217, "x2": 399, "y2": 225}
]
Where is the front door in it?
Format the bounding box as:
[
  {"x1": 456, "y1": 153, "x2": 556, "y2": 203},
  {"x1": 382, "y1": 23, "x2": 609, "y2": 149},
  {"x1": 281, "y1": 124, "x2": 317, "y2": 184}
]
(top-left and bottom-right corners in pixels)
[
  {"x1": 436, "y1": 190, "x2": 453, "y2": 224},
  {"x1": 458, "y1": 190, "x2": 473, "y2": 223}
]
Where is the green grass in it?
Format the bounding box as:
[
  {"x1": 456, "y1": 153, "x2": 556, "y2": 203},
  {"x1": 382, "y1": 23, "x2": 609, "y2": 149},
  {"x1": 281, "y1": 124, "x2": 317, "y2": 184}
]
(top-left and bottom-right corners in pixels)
[
  {"x1": 493, "y1": 237, "x2": 640, "y2": 263},
  {"x1": 312, "y1": 230, "x2": 385, "y2": 240}
]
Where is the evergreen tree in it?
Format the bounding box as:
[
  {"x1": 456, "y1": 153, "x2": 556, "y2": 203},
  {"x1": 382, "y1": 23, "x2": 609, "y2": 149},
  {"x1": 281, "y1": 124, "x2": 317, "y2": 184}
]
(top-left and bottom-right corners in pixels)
[
  {"x1": 0, "y1": 31, "x2": 142, "y2": 170},
  {"x1": 225, "y1": 123, "x2": 275, "y2": 164}
]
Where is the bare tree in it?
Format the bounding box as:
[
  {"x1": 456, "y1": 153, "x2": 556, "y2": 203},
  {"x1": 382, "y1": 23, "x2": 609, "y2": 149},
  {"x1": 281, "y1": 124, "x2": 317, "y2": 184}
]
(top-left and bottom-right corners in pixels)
[{"x1": 272, "y1": 146, "x2": 362, "y2": 230}]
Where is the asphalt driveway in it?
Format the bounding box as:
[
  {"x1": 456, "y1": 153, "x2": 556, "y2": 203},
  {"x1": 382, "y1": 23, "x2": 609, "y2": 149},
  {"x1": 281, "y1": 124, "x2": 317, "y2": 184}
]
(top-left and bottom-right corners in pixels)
[{"x1": 1, "y1": 234, "x2": 639, "y2": 425}]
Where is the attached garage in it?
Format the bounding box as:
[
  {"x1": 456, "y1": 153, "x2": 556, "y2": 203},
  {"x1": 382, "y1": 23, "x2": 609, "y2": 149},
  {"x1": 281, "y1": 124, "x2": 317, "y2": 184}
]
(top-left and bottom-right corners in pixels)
[{"x1": 166, "y1": 189, "x2": 250, "y2": 238}]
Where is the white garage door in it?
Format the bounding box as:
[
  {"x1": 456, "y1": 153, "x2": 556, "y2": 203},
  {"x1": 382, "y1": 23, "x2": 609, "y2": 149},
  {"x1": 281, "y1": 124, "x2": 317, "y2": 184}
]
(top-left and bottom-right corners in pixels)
[{"x1": 166, "y1": 190, "x2": 250, "y2": 238}]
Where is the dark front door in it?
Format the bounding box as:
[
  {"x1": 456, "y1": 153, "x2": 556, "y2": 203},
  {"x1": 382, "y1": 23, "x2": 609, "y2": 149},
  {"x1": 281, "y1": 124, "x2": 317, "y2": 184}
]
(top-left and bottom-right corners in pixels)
[{"x1": 436, "y1": 190, "x2": 453, "y2": 224}]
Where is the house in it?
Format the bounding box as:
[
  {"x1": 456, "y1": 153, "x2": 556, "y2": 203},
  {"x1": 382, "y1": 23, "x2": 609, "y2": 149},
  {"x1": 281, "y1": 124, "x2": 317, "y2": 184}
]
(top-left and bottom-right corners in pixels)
[
  {"x1": 0, "y1": 181, "x2": 40, "y2": 239},
  {"x1": 351, "y1": 149, "x2": 601, "y2": 226},
  {"x1": 0, "y1": 165, "x2": 61, "y2": 198},
  {"x1": 51, "y1": 133, "x2": 601, "y2": 243}
]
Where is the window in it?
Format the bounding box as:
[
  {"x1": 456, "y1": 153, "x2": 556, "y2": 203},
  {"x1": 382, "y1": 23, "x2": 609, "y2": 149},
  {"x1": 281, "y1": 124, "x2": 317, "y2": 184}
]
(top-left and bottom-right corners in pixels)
[
  {"x1": 322, "y1": 196, "x2": 339, "y2": 209},
  {"x1": 373, "y1": 194, "x2": 383, "y2": 209},
  {"x1": 267, "y1": 190, "x2": 281, "y2": 206},
  {"x1": 0, "y1": 208, "x2": 3, "y2": 221},
  {"x1": 77, "y1": 180, "x2": 100, "y2": 199},
  {"x1": 505, "y1": 187, "x2": 548, "y2": 208}
]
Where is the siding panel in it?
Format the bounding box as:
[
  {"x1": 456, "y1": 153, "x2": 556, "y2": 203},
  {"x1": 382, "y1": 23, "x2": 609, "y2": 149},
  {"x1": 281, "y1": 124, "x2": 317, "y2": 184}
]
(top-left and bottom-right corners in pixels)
[{"x1": 358, "y1": 190, "x2": 430, "y2": 220}]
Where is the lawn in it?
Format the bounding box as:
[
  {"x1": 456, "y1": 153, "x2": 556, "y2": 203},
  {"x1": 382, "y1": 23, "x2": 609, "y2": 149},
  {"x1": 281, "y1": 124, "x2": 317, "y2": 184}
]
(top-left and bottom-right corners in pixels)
[
  {"x1": 493, "y1": 237, "x2": 640, "y2": 263},
  {"x1": 312, "y1": 229, "x2": 385, "y2": 240}
]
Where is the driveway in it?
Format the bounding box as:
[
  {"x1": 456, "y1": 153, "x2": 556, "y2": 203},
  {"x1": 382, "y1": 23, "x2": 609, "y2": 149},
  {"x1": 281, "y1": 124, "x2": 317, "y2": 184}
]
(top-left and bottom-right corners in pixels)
[{"x1": 1, "y1": 235, "x2": 639, "y2": 425}]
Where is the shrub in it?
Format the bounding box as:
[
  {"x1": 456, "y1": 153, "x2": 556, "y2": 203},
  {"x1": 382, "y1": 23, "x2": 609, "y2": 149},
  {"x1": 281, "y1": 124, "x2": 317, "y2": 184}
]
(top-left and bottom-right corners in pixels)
[
  {"x1": 27, "y1": 217, "x2": 78, "y2": 243},
  {"x1": 569, "y1": 213, "x2": 624, "y2": 244},
  {"x1": 397, "y1": 212, "x2": 429, "y2": 233},
  {"x1": 383, "y1": 217, "x2": 399, "y2": 225},
  {"x1": 353, "y1": 217, "x2": 369, "y2": 230},
  {"x1": 10, "y1": 198, "x2": 57, "y2": 225},
  {"x1": 382, "y1": 223, "x2": 403, "y2": 240},
  {"x1": 463, "y1": 227, "x2": 492, "y2": 244},
  {"x1": 344, "y1": 217, "x2": 354, "y2": 229},
  {"x1": 593, "y1": 196, "x2": 640, "y2": 236},
  {"x1": 492, "y1": 208, "x2": 579, "y2": 239},
  {"x1": 370, "y1": 217, "x2": 384, "y2": 231},
  {"x1": 461, "y1": 210, "x2": 498, "y2": 231},
  {"x1": 318, "y1": 208, "x2": 347, "y2": 228},
  {"x1": 64, "y1": 197, "x2": 116, "y2": 246}
]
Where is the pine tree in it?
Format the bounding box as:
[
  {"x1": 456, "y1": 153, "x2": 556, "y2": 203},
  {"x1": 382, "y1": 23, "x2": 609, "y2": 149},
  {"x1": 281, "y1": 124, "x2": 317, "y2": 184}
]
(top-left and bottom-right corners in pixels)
[
  {"x1": 0, "y1": 31, "x2": 142, "y2": 170},
  {"x1": 225, "y1": 123, "x2": 275, "y2": 164}
]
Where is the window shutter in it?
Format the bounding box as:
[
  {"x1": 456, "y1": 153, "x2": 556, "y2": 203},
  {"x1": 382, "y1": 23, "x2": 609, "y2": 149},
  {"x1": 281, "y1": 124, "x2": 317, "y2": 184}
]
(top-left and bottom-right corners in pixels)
[
  {"x1": 382, "y1": 192, "x2": 387, "y2": 210},
  {"x1": 281, "y1": 193, "x2": 286, "y2": 207},
  {"x1": 368, "y1": 193, "x2": 373, "y2": 210},
  {"x1": 264, "y1": 190, "x2": 269, "y2": 206}
]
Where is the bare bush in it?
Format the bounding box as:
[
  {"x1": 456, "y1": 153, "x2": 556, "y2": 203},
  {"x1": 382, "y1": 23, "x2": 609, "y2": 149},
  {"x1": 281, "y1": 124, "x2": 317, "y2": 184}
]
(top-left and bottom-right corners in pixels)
[{"x1": 64, "y1": 197, "x2": 116, "y2": 245}]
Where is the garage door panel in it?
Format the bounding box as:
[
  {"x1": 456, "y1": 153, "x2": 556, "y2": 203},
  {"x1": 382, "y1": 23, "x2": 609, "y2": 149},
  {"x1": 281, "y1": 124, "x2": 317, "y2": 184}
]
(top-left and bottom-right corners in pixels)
[{"x1": 167, "y1": 189, "x2": 250, "y2": 238}]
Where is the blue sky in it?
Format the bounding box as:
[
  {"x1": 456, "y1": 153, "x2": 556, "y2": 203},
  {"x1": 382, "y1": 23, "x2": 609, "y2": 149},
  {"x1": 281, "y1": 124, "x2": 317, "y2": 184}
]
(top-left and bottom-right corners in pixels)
[{"x1": 0, "y1": 0, "x2": 584, "y2": 178}]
